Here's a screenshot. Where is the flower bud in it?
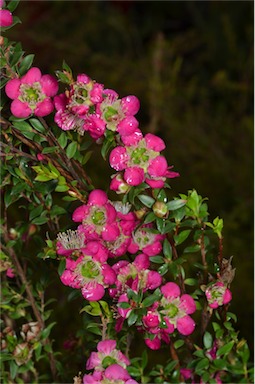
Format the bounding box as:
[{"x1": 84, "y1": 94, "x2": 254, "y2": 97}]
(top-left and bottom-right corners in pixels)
[
  {"x1": 153, "y1": 201, "x2": 168, "y2": 218},
  {"x1": 134, "y1": 207, "x2": 147, "y2": 220}
]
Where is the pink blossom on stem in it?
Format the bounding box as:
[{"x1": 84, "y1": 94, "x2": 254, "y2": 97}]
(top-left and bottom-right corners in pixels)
[
  {"x1": 205, "y1": 281, "x2": 232, "y2": 309},
  {"x1": 5, "y1": 67, "x2": 58, "y2": 118},
  {"x1": 0, "y1": 0, "x2": 13, "y2": 27},
  {"x1": 160, "y1": 282, "x2": 196, "y2": 336}
]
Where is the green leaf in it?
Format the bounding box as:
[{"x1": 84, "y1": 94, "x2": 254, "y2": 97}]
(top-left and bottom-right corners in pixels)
[
  {"x1": 166, "y1": 199, "x2": 186, "y2": 210},
  {"x1": 143, "y1": 212, "x2": 156, "y2": 224},
  {"x1": 29, "y1": 205, "x2": 44, "y2": 220},
  {"x1": 195, "y1": 357, "x2": 209, "y2": 372},
  {"x1": 184, "y1": 244, "x2": 200, "y2": 253},
  {"x1": 10, "y1": 360, "x2": 18, "y2": 379},
  {"x1": 174, "y1": 229, "x2": 191, "y2": 245},
  {"x1": 184, "y1": 278, "x2": 197, "y2": 286},
  {"x1": 41, "y1": 322, "x2": 56, "y2": 340},
  {"x1": 127, "y1": 311, "x2": 138, "y2": 326},
  {"x1": 158, "y1": 263, "x2": 169, "y2": 276},
  {"x1": 42, "y1": 146, "x2": 59, "y2": 154},
  {"x1": 163, "y1": 239, "x2": 172, "y2": 259},
  {"x1": 174, "y1": 339, "x2": 185, "y2": 349},
  {"x1": 216, "y1": 341, "x2": 235, "y2": 357},
  {"x1": 19, "y1": 54, "x2": 35, "y2": 76},
  {"x1": 58, "y1": 132, "x2": 68, "y2": 149},
  {"x1": 58, "y1": 259, "x2": 66, "y2": 276},
  {"x1": 66, "y1": 141, "x2": 78, "y2": 159},
  {"x1": 29, "y1": 117, "x2": 46, "y2": 133},
  {"x1": 149, "y1": 255, "x2": 165, "y2": 264},
  {"x1": 138, "y1": 194, "x2": 155, "y2": 208},
  {"x1": 203, "y1": 331, "x2": 213, "y2": 349}
]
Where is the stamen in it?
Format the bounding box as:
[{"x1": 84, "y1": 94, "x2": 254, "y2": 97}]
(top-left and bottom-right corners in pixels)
[{"x1": 57, "y1": 229, "x2": 85, "y2": 250}]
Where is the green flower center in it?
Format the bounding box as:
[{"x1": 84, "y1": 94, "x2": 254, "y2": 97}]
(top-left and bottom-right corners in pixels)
[
  {"x1": 80, "y1": 260, "x2": 100, "y2": 279},
  {"x1": 166, "y1": 303, "x2": 179, "y2": 318},
  {"x1": 131, "y1": 147, "x2": 149, "y2": 165},
  {"x1": 19, "y1": 82, "x2": 45, "y2": 108},
  {"x1": 92, "y1": 209, "x2": 106, "y2": 225},
  {"x1": 102, "y1": 356, "x2": 117, "y2": 369},
  {"x1": 104, "y1": 106, "x2": 119, "y2": 122}
]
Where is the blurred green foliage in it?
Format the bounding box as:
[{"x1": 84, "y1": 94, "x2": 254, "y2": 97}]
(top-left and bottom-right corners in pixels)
[{"x1": 7, "y1": 0, "x2": 253, "y2": 361}]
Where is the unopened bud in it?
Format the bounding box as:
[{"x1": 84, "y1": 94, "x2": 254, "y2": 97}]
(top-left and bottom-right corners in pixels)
[
  {"x1": 153, "y1": 201, "x2": 168, "y2": 218},
  {"x1": 9, "y1": 228, "x2": 18, "y2": 240},
  {"x1": 134, "y1": 207, "x2": 147, "y2": 220},
  {"x1": 0, "y1": 36, "x2": 4, "y2": 46}
]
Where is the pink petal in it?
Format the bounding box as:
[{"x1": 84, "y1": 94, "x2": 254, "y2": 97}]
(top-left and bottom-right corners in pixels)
[
  {"x1": 72, "y1": 205, "x2": 89, "y2": 222},
  {"x1": 40, "y1": 74, "x2": 59, "y2": 97},
  {"x1": 161, "y1": 282, "x2": 180, "y2": 299},
  {"x1": 104, "y1": 364, "x2": 130, "y2": 380},
  {"x1": 148, "y1": 156, "x2": 168, "y2": 177},
  {"x1": 143, "y1": 311, "x2": 160, "y2": 328},
  {"x1": 145, "y1": 178, "x2": 165, "y2": 189},
  {"x1": 102, "y1": 223, "x2": 120, "y2": 242},
  {"x1": 10, "y1": 99, "x2": 32, "y2": 118},
  {"x1": 81, "y1": 282, "x2": 105, "y2": 301},
  {"x1": 223, "y1": 289, "x2": 232, "y2": 305},
  {"x1": 77, "y1": 74, "x2": 91, "y2": 84},
  {"x1": 121, "y1": 95, "x2": 140, "y2": 115},
  {"x1": 90, "y1": 83, "x2": 104, "y2": 103},
  {"x1": 101, "y1": 264, "x2": 116, "y2": 285},
  {"x1": 117, "y1": 116, "x2": 139, "y2": 136},
  {"x1": 54, "y1": 93, "x2": 68, "y2": 111},
  {"x1": 177, "y1": 315, "x2": 196, "y2": 336},
  {"x1": 86, "y1": 351, "x2": 100, "y2": 370},
  {"x1": 146, "y1": 271, "x2": 162, "y2": 290},
  {"x1": 133, "y1": 253, "x2": 150, "y2": 270},
  {"x1": 143, "y1": 241, "x2": 162, "y2": 256},
  {"x1": 124, "y1": 166, "x2": 144, "y2": 186},
  {"x1": 21, "y1": 67, "x2": 41, "y2": 84},
  {"x1": 145, "y1": 336, "x2": 161, "y2": 350},
  {"x1": 5, "y1": 78, "x2": 21, "y2": 99},
  {"x1": 97, "y1": 339, "x2": 116, "y2": 354},
  {"x1": 88, "y1": 189, "x2": 108, "y2": 206},
  {"x1": 180, "y1": 294, "x2": 196, "y2": 314},
  {"x1": 121, "y1": 128, "x2": 143, "y2": 146},
  {"x1": 145, "y1": 133, "x2": 166, "y2": 152},
  {"x1": 109, "y1": 147, "x2": 129, "y2": 171},
  {"x1": 0, "y1": 9, "x2": 13, "y2": 27},
  {"x1": 35, "y1": 98, "x2": 54, "y2": 117}
]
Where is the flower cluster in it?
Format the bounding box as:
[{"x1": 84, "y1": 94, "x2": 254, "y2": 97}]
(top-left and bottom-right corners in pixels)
[
  {"x1": 109, "y1": 133, "x2": 179, "y2": 188},
  {"x1": 54, "y1": 74, "x2": 140, "y2": 141},
  {"x1": 141, "y1": 282, "x2": 196, "y2": 350},
  {"x1": 83, "y1": 340, "x2": 138, "y2": 384}
]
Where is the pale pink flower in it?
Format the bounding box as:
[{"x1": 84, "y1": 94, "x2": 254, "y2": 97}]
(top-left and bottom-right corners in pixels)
[
  {"x1": 205, "y1": 281, "x2": 232, "y2": 309},
  {"x1": 5, "y1": 67, "x2": 58, "y2": 118}
]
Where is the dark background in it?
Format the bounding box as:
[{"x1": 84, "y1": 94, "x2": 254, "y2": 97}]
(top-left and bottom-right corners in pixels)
[{"x1": 7, "y1": 0, "x2": 253, "y2": 375}]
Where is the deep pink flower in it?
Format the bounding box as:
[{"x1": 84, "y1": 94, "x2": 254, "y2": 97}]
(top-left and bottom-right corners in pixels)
[
  {"x1": 109, "y1": 147, "x2": 129, "y2": 171},
  {"x1": 0, "y1": 0, "x2": 13, "y2": 27},
  {"x1": 205, "y1": 281, "x2": 232, "y2": 309},
  {"x1": 128, "y1": 224, "x2": 164, "y2": 256},
  {"x1": 86, "y1": 339, "x2": 130, "y2": 371},
  {"x1": 6, "y1": 267, "x2": 15, "y2": 278},
  {"x1": 160, "y1": 282, "x2": 196, "y2": 336},
  {"x1": 72, "y1": 189, "x2": 119, "y2": 242},
  {"x1": 5, "y1": 67, "x2": 58, "y2": 118},
  {"x1": 59, "y1": 250, "x2": 116, "y2": 301}
]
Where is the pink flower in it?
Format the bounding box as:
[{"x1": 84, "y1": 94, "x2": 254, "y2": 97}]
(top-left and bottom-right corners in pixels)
[
  {"x1": 205, "y1": 281, "x2": 232, "y2": 309},
  {"x1": 112, "y1": 253, "x2": 162, "y2": 301},
  {"x1": 109, "y1": 134, "x2": 178, "y2": 188},
  {"x1": 128, "y1": 224, "x2": 164, "y2": 256},
  {"x1": 6, "y1": 267, "x2": 15, "y2": 278},
  {"x1": 110, "y1": 174, "x2": 130, "y2": 194},
  {"x1": 86, "y1": 339, "x2": 130, "y2": 371},
  {"x1": 0, "y1": 0, "x2": 13, "y2": 27},
  {"x1": 5, "y1": 67, "x2": 58, "y2": 118},
  {"x1": 72, "y1": 190, "x2": 119, "y2": 242},
  {"x1": 59, "y1": 249, "x2": 116, "y2": 301},
  {"x1": 95, "y1": 91, "x2": 140, "y2": 133},
  {"x1": 160, "y1": 282, "x2": 196, "y2": 336}
]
